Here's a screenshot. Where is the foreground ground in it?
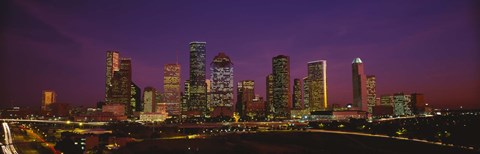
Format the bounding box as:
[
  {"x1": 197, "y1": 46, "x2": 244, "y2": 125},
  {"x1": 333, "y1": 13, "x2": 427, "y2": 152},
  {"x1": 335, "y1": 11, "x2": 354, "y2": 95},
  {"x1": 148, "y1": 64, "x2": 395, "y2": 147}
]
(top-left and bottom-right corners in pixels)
[{"x1": 115, "y1": 131, "x2": 477, "y2": 154}]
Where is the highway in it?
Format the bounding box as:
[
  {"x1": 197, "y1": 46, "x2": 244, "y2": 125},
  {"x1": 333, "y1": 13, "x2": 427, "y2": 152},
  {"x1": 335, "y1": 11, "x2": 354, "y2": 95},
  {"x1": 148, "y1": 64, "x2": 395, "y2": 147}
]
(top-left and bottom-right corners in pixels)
[{"x1": 2, "y1": 122, "x2": 19, "y2": 154}]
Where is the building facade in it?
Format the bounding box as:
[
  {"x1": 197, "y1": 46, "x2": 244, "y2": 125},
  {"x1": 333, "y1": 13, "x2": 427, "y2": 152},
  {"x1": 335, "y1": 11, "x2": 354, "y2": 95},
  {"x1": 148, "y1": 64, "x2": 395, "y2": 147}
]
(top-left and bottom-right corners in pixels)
[
  {"x1": 188, "y1": 42, "x2": 208, "y2": 115},
  {"x1": 366, "y1": 75, "x2": 376, "y2": 113},
  {"x1": 143, "y1": 87, "x2": 157, "y2": 113},
  {"x1": 164, "y1": 64, "x2": 181, "y2": 116},
  {"x1": 105, "y1": 51, "x2": 120, "y2": 102},
  {"x1": 108, "y1": 58, "x2": 132, "y2": 115},
  {"x1": 393, "y1": 93, "x2": 412, "y2": 116},
  {"x1": 293, "y1": 79, "x2": 303, "y2": 109},
  {"x1": 265, "y1": 74, "x2": 274, "y2": 117},
  {"x1": 236, "y1": 80, "x2": 255, "y2": 119},
  {"x1": 303, "y1": 77, "x2": 309, "y2": 109},
  {"x1": 352, "y1": 58, "x2": 368, "y2": 112},
  {"x1": 210, "y1": 52, "x2": 234, "y2": 110},
  {"x1": 272, "y1": 55, "x2": 291, "y2": 118},
  {"x1": 42, "y1": 90, "x2": 56, "y2": 113},
  {"x1": 131, "y1": 82, "x2": 142, "y2": 112},
  {"x1": 307, "y1": 60, "x2": 328, "y2": 111}
]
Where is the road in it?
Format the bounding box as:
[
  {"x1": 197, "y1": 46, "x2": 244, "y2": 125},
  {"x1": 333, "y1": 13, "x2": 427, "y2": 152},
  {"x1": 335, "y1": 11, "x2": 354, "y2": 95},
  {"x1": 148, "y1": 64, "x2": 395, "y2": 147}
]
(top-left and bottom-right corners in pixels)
[{"x1": 2, "y1": 122, "x2": 19, "y2": 154}]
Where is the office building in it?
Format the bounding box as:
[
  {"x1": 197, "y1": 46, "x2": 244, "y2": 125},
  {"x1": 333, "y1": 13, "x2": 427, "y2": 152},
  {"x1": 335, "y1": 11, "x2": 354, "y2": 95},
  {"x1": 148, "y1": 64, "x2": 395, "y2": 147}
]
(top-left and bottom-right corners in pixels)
[
  {"x1": 293, "y1": 78, "x2": 303, "y2": 109},
  {"x1": 307, "y1": 60, "x2": 328, "y2": 111},
  {"x1": 42, "y1": 90, "x2": 56, "y2": 113},
  {"x1": 272, "y1": 55, "x2": 291, "y2": 118},
  {"x1": 188, "y1": 42, "x2": 207, "y2": 115},
  {"x1": 366, "y1": 75, "x2": 376, "y2": 113},
  {"x1": 164, "y1": 64, "x2": 181, "y2": 116},
  {"x1": 210, "y1": 52, "x2": 234, "y2": 110},
  {"x1": 105, "y1": 51, "x2": 120, "y2": 102},
  {"x1": 393, "y1": 93, "x2": 412, "y2": 116},
  {"x1": 352, "y1": 57, "x2": 368, "y2": 112},
  {"x1": 143, "y1": 87, "x2": 157, "y2": 113}
]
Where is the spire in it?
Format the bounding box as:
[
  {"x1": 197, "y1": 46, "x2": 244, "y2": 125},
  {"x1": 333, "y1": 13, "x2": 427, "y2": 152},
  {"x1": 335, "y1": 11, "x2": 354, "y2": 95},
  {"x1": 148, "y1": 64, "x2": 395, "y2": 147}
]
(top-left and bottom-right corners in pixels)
[{"x1": 352, "y1": 57, "x2": 363, "y2": 64}]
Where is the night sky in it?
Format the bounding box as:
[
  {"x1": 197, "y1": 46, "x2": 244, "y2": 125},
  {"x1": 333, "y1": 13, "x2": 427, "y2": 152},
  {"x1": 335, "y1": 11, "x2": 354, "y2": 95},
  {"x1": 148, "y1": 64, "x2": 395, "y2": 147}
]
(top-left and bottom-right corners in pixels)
[{"x1": 1, "y1": 0, "x2": 479, "y2": 109}]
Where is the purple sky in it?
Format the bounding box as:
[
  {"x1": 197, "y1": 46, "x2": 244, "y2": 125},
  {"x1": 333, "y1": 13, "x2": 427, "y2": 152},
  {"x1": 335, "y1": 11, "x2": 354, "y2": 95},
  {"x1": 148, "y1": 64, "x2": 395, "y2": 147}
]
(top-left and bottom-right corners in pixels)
[{"x1": 1, "y1": 0, "x2": 479, "y2": 109}]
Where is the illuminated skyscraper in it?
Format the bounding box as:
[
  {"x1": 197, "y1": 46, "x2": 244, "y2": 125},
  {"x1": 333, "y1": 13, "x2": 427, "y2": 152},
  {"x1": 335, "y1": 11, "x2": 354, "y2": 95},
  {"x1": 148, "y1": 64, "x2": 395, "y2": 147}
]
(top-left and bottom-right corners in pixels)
[
  {"x1": 366, "y1": 75, "x2": 376, "y2": 113},
  {"x1": 189, "y1": 42, "x2": 207, "y2": 114},
  {"x1": 302, "y1": 77, "x2": 309, "y2": 109},
  {"x1": 352, "y1": 57, "x2": 368, "y2": 112},
  {"x1": 293, "y1": 79, "x2": 303, "y2": 109},
  {"x1": 109, "y1": 58, "x2": 132, "y2": 115},
  {"x1": 265, "y1": 74, "x2": 274, "y2": 117},
  {"x1": 307, "y1": 60, "x2": 328, "y2": 111},
  {"x1": 206, "y1": 79, "x2": 212, "y2": 110},
  {"x1": 131, "y1": 82, "x2": 142, "y2": 112},
  {"x1": 380, "y1": 95, "x2": 393, "y2": 106},
  {"x1": 210, "y1": 52, "x2": 234, "y2": 110},
  {"x1": 181, "y1": 80, "x2": 190, "y2": 113},
  {"x1": 272, "y1": 55, "x2": 291, "y2": 118},
  {"x1": 164, "y1": 64, "x2": 181, "y2": 116},
  {"x1": 105, "y1": 51, "x2": 120, "y2": 102},
  {"x1": 42, "y1": 90, "x2": 56, "y2": 112},
  {"x1": 236, "y1": 80, "x2": 254, "y2": 118},
  {"x1": 143, "y1": 87, "x2": 157, "y2": 113}
]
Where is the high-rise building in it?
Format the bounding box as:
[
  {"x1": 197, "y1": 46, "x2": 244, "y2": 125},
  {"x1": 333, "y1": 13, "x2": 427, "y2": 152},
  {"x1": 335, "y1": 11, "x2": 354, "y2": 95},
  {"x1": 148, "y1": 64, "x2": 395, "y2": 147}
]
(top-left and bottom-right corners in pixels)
[
  {"x1": 303, "y1": 77, "x2": 309, "y2": 109},
  {"x1": 393, "y1": 93, "x2": 412, "y2": 116},
  {"x1": 352, "y1": 58, "x2": 368, "y2": 112},
  {"x1": 206, "y1": 79, "x2": 212, "y2": 111},
  {"x1": 188, "y1": 42, "x2": 207, "y2": 115},
  {"x1": 164, "y1": 64, "x2": 181, "y2": 116},
  {"x1": 105, "y1": 51, "x2": 120, "y2": 102},
  {"x1": 210, "y1": 52, "x2": 234, "y2": 110},
  {"x1": 236, "y1": 80, "x2": 255, "y2": 119},
  {"x1": 109, "y1": 58, "x2": 132, "y2": 115},
  {"x1": 266, "y1": 74, "x2": 274, "y2": 116},
  {"x1": 272, "y1": 55, "x2": 291, "y2": 118},
  {"x1": 307, "y1": 60, "x2": 328, "y2": 111},
  {"x1": 143, "y1": 87, "x2": 157, "y2": 113},
  {"x1": 293, "y1": 79, "x2": 303, "y2": 109},
  {"x1": 42, "y1": 90, "x2": 56, "y2": 112},
  {"x1": 131, "y1": 82, "x2": 142, "y2": 112},
  {"x1": 366, "y1": 75, "x2": 376, "y2": 113},
  {"x1": 182, "y1": 80, "x2": 190, "y2": 113},
  {"x1": 411, "y1": 93, "x2": 425, "y2": 115}
]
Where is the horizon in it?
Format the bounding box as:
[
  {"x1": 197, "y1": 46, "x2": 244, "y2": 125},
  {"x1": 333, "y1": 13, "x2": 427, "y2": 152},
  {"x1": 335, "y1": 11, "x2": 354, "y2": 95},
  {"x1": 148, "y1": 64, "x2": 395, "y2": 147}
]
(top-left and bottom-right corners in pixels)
[{"x1": 1, "y1": 0, "x2": 479, "y2": 109}]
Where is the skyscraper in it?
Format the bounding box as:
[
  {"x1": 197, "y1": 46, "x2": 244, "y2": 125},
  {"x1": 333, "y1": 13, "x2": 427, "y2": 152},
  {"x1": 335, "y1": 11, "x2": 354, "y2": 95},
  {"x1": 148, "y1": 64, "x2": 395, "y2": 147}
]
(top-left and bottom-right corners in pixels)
[
  {"x1": 366, "y1": 75, "x2": 376, "y2": 113},
  {"x1": 109, "y1": 58, "x2": 132, "y2": 115},
  {"x1": 131, "y1": 82, "x2": 142, "y2": 112},
  {"x1": 143, "y1": 87, "x2": 157, "y2": 113},
  {"x1": 272, "y1": 55, "x2": 291, "y2": 118},
  {"x1": 265, "y1": 74, "x2": 274, "y2": 117},
  {"x1": 307, "y1": 60, "x2": 328, "y2": 111},
  {"x1": 210, "y1": 52, "x2": 234, "y2": 110},
  {"x1": 303, "y1": 77, "x2": 309, "y2": 109},
  {"x1": 164, "y1": 64, "x2": 181, "y2": 116},
  {"x1": 42, "y1": 90, "x2": 56, "y2": 113},
  {"x1": 293, "y1": 78, "x2": 303, "y2": 109},
  {"x1": 105, "y1": 51, "x2": 120, "y2": 102},
  {"x1": 352, "y1": 57, "x2": 368, "y2": 112},
  {"x1": 236, "y1": 80, "x2": 255, "y2": 119},
  {"x1": 181, "y1": 80, "x2": 190, "y2": 113},
  {"x1": 188, "y1": 42, "x2": 207, "y2": 115}
]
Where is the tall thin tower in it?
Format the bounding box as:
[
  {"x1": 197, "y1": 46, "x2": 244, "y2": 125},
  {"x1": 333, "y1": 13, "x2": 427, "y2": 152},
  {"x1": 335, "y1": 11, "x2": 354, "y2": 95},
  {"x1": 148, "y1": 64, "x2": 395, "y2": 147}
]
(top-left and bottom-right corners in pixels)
[
  {"x1": 272, "y1": 55, "x2": 291, "y2": 118},
  {"x1": 105, "y1": 51, "x2": 120, "y2": 102},
  {"x1": 188, "y1": 42, "x2": 207, "y2": 115},
  {"x1": 352, "y1": 58, "x2": 368, "y2": 111},
  {"x1": 307, "y1": 60, "x2": 327, "y2": 111}
]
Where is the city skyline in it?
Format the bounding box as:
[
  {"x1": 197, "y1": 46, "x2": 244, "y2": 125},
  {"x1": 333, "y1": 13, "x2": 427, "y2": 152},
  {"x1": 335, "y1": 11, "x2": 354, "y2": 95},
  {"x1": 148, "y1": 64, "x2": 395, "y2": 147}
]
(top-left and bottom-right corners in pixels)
[{"x1": 1, "y1": 0, "x2": 479, "y2": 109}]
